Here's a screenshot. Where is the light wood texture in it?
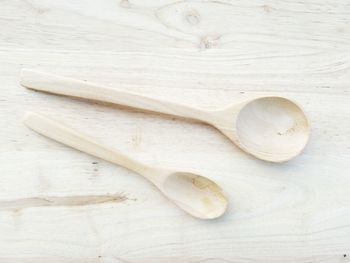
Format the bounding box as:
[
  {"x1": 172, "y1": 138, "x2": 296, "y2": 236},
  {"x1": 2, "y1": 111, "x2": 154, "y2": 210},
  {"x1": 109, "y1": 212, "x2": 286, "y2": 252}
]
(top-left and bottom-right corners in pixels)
[
  {"x1": 23, "y1": 111, "x2": 227, "y2": 219},
  {"x1": 1, "y1": 0, "x2": 350, "y2": 262},
  {"x1": 21, "y1": 70, "x2": 310, "y2": 162},
  {"x1": 21, "y1": 69, "x2": 208, "y2": 121}
]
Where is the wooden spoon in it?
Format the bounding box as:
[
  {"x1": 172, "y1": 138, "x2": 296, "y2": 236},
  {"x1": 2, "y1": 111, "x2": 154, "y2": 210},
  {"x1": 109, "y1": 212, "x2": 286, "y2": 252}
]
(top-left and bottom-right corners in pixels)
[
  {"x1": 21, "y1": 69, "x2": 310, "y2": 162},
  {"x1": 23, "y1": 112, "x2": 228, "y2": 219}
]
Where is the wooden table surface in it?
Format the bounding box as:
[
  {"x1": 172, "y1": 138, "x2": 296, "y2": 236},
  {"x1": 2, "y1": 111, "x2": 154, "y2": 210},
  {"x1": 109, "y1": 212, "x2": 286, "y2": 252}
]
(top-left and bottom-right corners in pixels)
[{"x1": 1, "y1": 0, "x2": 350, "y2": 262}]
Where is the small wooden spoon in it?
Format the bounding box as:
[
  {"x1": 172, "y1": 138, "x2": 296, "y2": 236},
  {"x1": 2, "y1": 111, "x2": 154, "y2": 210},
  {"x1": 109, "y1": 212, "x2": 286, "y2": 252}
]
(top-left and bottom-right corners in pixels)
[
  {"x1": 23, "y1": 112, "x2": 228, "y2": 219},
  {"x1": 21, "y1": 69, "x2": 310, "y2": 162}
]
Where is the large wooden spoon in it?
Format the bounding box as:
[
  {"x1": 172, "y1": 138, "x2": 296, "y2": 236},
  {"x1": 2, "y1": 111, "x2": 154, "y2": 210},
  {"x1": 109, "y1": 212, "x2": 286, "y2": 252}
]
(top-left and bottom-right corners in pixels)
[
  {"x1": 23, "y1": 112, "x2": 228, "y2": 219},
  {"x1": 21, "y1": 69, "x2": 310, "y2": 162}
]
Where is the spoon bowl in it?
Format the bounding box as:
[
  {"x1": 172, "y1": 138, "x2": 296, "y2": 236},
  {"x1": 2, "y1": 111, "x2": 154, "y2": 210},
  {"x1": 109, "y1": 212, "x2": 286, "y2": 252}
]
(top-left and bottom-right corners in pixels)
[
  {"x1": 162, "y1": 172, "x2": 227, "y2": 219},
  {"x1": 214, "y1": 96, "x2": 310, "y2": 162}
]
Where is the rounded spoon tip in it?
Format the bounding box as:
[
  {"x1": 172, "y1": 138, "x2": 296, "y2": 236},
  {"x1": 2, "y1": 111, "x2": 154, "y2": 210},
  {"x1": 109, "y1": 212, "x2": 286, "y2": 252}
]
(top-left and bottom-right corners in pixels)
[
  {"x1": 162, "y1": 172, "x2": 228, "y2": 219},
  {"x1": 234, "y1": 96, "x2": 310, "y2": 162}
]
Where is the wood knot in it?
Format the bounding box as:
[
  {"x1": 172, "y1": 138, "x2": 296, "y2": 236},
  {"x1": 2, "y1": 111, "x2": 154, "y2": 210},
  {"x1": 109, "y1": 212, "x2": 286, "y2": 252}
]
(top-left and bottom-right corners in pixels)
[
  {"x1": 120, "y1": 0, "x2": 131, "y2": 8},
  {"x1": 199, "y1": 35, "x2": 221, "y2": 49},
  {"x1": 37, "y1": 8, "x2": 48, "y2": 15},
  {"x1": 185, "y1": 10, "x2": 200, "y2": 25},
  {"x1": 262, "y1": 4, "x2": 272, "y2": 13}
]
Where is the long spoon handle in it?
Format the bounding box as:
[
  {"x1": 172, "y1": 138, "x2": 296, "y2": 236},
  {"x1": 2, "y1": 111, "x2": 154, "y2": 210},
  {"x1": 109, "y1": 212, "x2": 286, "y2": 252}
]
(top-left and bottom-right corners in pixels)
[
  {"x1": 23, "y1": 112, "x2": 155, "y2": 177},
  {"x1": 21, "y1": 69, "x2": 208, "y2": 122}
]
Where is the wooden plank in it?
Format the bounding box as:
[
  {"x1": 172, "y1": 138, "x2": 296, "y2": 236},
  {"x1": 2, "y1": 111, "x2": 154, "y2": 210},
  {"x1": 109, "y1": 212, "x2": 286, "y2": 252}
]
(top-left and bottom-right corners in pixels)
[{"x1": 0, "y1": 0, "x2": 350, "y2": 261}]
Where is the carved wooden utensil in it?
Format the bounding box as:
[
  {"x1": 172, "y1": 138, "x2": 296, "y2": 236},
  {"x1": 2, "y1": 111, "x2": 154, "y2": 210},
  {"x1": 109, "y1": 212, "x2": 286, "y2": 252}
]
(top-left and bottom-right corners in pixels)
[
  {"x1": 21, "y1": 69, "x2": 310, "y2": 162},
  {"x1": 23, "y1": 112, "x2": 228, "y2": 219}
]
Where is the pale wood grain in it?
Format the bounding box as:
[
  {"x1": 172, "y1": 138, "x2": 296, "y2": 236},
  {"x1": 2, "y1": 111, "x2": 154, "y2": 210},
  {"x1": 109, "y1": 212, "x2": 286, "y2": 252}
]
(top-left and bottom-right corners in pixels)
[{"x1": 0, "y1": 0, "x2": 350, "y2": 262}]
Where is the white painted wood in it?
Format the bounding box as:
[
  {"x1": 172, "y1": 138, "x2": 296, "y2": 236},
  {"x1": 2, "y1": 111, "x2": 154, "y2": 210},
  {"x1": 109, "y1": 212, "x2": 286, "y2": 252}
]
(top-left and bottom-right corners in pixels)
[{"x1": 1, "y1": 0, "x2": 350, "y2": 262}]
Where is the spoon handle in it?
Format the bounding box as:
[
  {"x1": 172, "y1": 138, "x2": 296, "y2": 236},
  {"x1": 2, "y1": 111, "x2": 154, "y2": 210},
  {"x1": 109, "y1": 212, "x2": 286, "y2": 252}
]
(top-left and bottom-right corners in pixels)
[
  {"x1": 21, "y1": 69, "x2": 208, "y2": 122},
  {"x1": 23, "y1": 111, "x2": 156, "y2": 178}
]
